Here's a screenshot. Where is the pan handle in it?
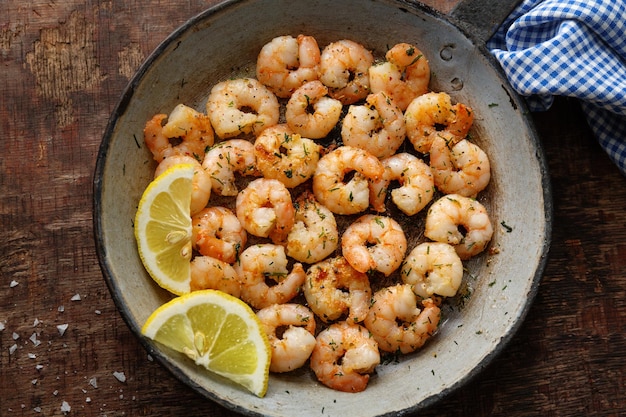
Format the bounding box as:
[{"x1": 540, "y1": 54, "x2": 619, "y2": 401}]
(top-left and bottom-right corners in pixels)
[{"x1": 449, "y1": 0, "x2": 523, "y2": 44}]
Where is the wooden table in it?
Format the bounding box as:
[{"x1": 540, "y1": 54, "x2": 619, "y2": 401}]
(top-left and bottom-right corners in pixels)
[{"x1": 2, "y1": 1, "x2": 625, "y2": 416}]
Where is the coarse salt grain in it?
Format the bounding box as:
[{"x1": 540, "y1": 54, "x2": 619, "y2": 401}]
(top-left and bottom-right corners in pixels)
[
  {"x1": 9, "y1": 344, "x2": 18, "y2": 354},
  {"x1": 71, "y1": 294, "x2": 81, "y2": 301},
  {"x1": 10, "y1": 280, "x2": 18, "y2": 287},
  {"x1": 57, "y1": 324, "x2": 69, "y2": 336},
  {"x1": 30, "y1": 333, "x2": 41, "y2": 347},
  {"x1": 0, "y1": 322, "x2": 5, "y2": 331},
  {"x1": 13, "y1": 332, "x2": 19, "y2": 340},
  {"x1": 58, "y1": 305, "x2": 65, "y2": 312},
  {"x1": 113, "y1": 371, "x2": 126, "y2": 383},
  {"x1": 89, "y1": 377, "x2": 98, "y2": 388},
  {"x1": 60, "y1": 401, "x2": 71, "y2": 413},
  {"x1": 28, "y1": 353, "x2": 37, "y2": 359}
]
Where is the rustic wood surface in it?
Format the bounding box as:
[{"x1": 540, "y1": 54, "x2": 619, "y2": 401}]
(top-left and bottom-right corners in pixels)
[{"x1": 2, "y1": 1, "x2": 625, "y2": 416}]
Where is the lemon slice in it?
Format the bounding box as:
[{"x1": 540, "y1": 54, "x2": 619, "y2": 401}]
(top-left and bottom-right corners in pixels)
[
  {"x1": 134, "y1": 163, "x2": 194, "y2": 295},
  {"x1": 141, "y1": 290, "x2": 271, "y2": 397}
]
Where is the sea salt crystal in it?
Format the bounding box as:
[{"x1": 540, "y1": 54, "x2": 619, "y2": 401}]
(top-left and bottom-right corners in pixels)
[
  {"x1": 60, "y1": 400, "x2": 71, "y2": 413},
  {"x1": 94, "y1": 310, "x2": 101, "y2": 315},
  {"x1": 0, "y1": 322, "x2": 5, "y2": 331},
  {"x1": 32, "y1": 379, "x2": 38, "y2": 385},
  {"x1": 113, "y1": 371, "x2": 126, "y2": 383},
  {"x1": 57, "y1": 324, "x2": 69, "y2": 336},
  {"x1": 28, "y1": 353, "x2": 37, "y2": 359},
  {"x1": 36, "y1": 364, "x2": 44, "y2": 370},
  {"x1": 30, "y1": 333, "x2": 41, "y2": 347},
  {"x1": 89, "y1": 377, "x2": 98, "y2": 388},
  {"x1": 71, "y1": 294, "x2": 81, "y2": 301},
  {"x1": 10, "y1": 280, "x2": 19, "y2": 287},
  {"x1": 34, "y1": 407, "x2": 42, "y2": 413},
  {"x1": 9, "y1": 344, "x2": 18, "y2": 354},
  {"x1": 13, "y1": 332, "x2": 20, "y2": 340},
  {"x1": 86, "y1": 397, "x2": 91, "y2": 403},
  {"x1": 33, "y1": 318, "x2": 40, "y2": 326},
  {"x1": 58, "y1": 305, "x2": 65, "y2": 313}
]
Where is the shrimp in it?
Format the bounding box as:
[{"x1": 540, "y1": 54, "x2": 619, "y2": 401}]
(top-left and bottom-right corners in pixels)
[
  {"x1": 191, "y1": 206, "x2": 246, "y2": 264},
  {"x1": 429, "y1": 134, "x2": 491, "y2": 197},
  {"x1": 202, "y1": 139, "x2": 259, "y2": 196},
  {"x1": 256, "y1": 303, "x2": 317, "y2": 373},
  {"x1": 286, "y1": 192, "x2": 339, "y2": 264},
  {"x1": 253, "y1": 124, "x2": 321, "y2": 188},
  {"x1": 285, "y1": 80, "x2": 343, "y2": 139},
  {"x1": 364, "y1": 284, "x2": 440, "y2": 354},
  {"x1": 319, "y1": 39, "x2": 374, "y2": 105},
  {"x1": 400, "y1": 242, "x2": 464, "y2": 298},
  {"x1": 369, "y1": 153, "x2": 435, "y2": 215},
  {"x1": 206, "y1": 78, "x2": 280, "y2": 139},
  {"x1": 369, "y1": 43, "x2": 430, "y2": 111},
  {"x1": 190, "y1": 256, "x2": 242, "y2": 297},
  {"x1": 303, "y1": 256, "x2": 372, "y2": 324},
  {"x1": 341, "y1": 215, "x2": 407, "y2": 277},
  {"x1": 341, "y1": 92, "x2": 406, "y2": 159},
  {"x1": 405, "y1": 92, "x2": 474, "y2": 154},
  {"x1": 235, "y1": 178, "x2": 295, "y2": 245},
  {"x1": 235, "y1": 244, "x2": 306, "y2": 309},
  {"x1": 144, "y1": 104, "x2": 214, "y2": 163},
  {"x1": 312, "y1": 146, "x2": 385, "y2": 215},
  {"x1": 424, "y1": 194, "x2": 493, "y2": 260},
  {"x1": 256, "y1": 34, "x2": 321, "y2": 98},
  {"x1": 310, "y1": 321, "x2": 380, "y2": 393},
  {"x1": 154, "y1": 155, "x2": 212, "y2": 216}
]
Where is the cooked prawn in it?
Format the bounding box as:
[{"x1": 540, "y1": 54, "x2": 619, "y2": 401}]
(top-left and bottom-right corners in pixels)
[
  {"x1": 364, "y1": 284, "x2": 440, "y2": 354},
  {"x1": 285, "y1": 80, "x2": 343, "y2": 139},
  {"x1": 303, "y1": 256, "x2": 372, "y2": 324},
  {"x1": 256, "y1": 303, "x2": 317, "y2": 373},
  {"x1": 319, "y1": 39, "x2": 374, "y2": 105},
  {"x1": 154, "y1": 154, "x2": 212, "y2": 216},
  {"x1": 235, "y1": 243, "x2": 306, "y2": 309},
  {"x1": 369, "y1": 153, "x2": 434, "y2": 215},
  {"x1": 369, "y1": 43, "x2": 430, "y2": 111},
  {"x1": 256, "y1": 34, "x2": 321, "y2": 98},
  {"x1": 424, "y1": 194, "x2": 493, "y2": 260},
  {"x1": 190, "y1": 255, "x2": 242, "y2": 297},
  {"x1": 206, "y1": 78, "x2": 279, "y2": 139},
  {"x1": 144, "y1": 104, "x2": 214, "y2": 163},
  {"x1": 202, "y1": 139, "x2": 259, "y2": 196},
  {"x1": 286, "y1": 192, "x2": 339, "y2": 264},
  {"x1": 405, "y1": 92, "x2": 474, "y2": 154},
  {"x1": 310, "y1": 321, "x2": 380, "y2": 393},
  {"x1": 312, "y1": 146, "x2": 384, "y2": 215},
  {"x1": 235, "y1": 178, "x2": 295, "y2": 245},
  {"x1": 341, "y1": 92, "x2": 406, "y2": 158},
  {"x1": 253, "y1": 124, "x2": 321, "y2": 188},
  {"x1": 400, "y1": 242, "x2": 463, "y2": 298},
  {"x1": 429, "y1": 134, "x2": 491, "y2": 197},
  {"x1": 191, "y1": 206, "x2": 246, "y2": 264},
  {"x1": 341, "y1": 215, "x2": 407, "y2": 276}
]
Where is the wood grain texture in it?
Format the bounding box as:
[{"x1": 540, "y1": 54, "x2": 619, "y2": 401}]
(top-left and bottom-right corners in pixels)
[{"x1": 1, "y1": 1, "x2": 625, "y2": 416}]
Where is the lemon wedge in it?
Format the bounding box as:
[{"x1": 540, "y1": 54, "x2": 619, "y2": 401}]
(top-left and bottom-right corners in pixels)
[
  {"x1": 134, "y1": 163, "x2": 194, "y2": 295},
  {"x1": 141, "y1": 290, "x2": 271, "y2": 397}
]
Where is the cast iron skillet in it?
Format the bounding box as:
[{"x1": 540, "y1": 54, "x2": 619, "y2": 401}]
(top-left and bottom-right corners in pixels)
[{"x1": 94, "y1": 0, "x2": 552, "y2": 415}]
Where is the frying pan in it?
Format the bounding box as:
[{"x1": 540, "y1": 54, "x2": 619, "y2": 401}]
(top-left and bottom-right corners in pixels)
[{"x1": 94, "y1": 0, "x2": 552, "y2": 415}]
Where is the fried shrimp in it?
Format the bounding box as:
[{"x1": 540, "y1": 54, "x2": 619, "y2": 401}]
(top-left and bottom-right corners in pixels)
[
  {"x1": 369, "y1": 43, "x2": 430, "y2": 111},
  {"x1": 312, "y1": 146, "x2": 385, "y2": 215},
  {"x1": 256, "y1": 34, "x2": 321, "y2": 98},
  {"x1": 429, "y1": 134, "x2": 491, "y2": 197},
  {"x1": 285, "y1": 80, "x2": 343, "y2": 139},
  {"x1": 341, "y1": 92, "x2": 406, "y2": 158},
  {"x1": 424, "y1": 194, "x2": 493, "y2": 260},
  {"x1": 400, "y1": 242, "x2": 464, "y2": 298},
  {"x1": 253, "y1": 124, "x2": 321, "y2": 188},
  {"x1": 190, "y1": 256, "x2": 242, "y2": 297},
  {"x1": 154, "y1": 155, "x2": 212, "y2": 216},
  {"x1": 206, "y1": 78, "x2": 280, "y2": 139},
  {"x1": 405, "y1": 92, "x2": 474, "y2": 154},
  {"x1": 310, "y1": 321, "x2": 380, "y2": 393},
  {"x1": 235, "y1": 178, "x2": 295, "y2": 244},
  {"x1": 319, "y1": 39, "x2": 374, "y2": 105},
  {"x1": 369, "y1": 153, "x2": 434, "y2": 215},
  {"x1": 341, "y1": 215, "x2": 407, "y2": 276},
  {"x1": 202, "y1": 139, "x2": 259, "y2": 196},
  {"x1": 364, "y1": 284, "x2": 440, "y2": 354},
  {"x1": 286, "y1": 192, "x2": 339, "y2": 264},
  {"x1": 144, "y1": 104, "x2": 214, "y2": 163},
  {"x1": 191, "y1": 206, "x2": 246, "y2": 264},
  {"x1": 256, "y1": 303, "x2": 317, "y2": 373},
  {"x1": 303, "y1": 256, "x2": 372, "y2": 324},
  {"x1": 235, "y1": 244, "x2": 306, "y2": 309}
]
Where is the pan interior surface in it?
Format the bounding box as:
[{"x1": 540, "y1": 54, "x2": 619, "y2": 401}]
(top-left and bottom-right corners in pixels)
[{"x1": 95, "y1": 0, "x2": 549, "y2": 415}]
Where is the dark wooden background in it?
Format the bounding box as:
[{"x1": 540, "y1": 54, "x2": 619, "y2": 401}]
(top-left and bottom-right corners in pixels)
[{"x1": 2, "y1": 1, "x2": 625, "y2": 416}]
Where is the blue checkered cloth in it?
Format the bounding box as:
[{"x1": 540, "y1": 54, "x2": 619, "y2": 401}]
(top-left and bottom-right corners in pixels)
[{"x1": 487, "y1": 0, "x2": 626, "y2": 175}]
